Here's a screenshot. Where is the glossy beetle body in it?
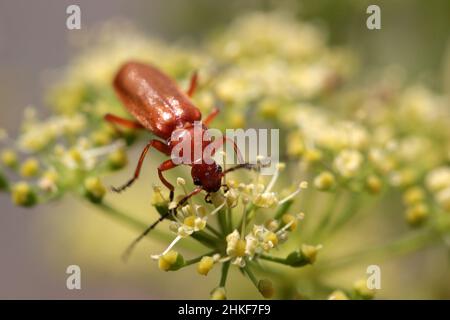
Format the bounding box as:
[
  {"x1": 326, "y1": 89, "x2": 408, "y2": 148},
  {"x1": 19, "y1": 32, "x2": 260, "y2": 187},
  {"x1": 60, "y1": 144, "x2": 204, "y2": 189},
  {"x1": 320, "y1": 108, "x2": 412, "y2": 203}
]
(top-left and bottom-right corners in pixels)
[
  {"x1": 106, "y1": 61, "x2": 249, "y2": 259},
  {"x1": 113, "y1": 62, "x2": 202, "y2": 140},
  {"x1": 109, "y1": 61, "x2": 227, "y2": 194}
]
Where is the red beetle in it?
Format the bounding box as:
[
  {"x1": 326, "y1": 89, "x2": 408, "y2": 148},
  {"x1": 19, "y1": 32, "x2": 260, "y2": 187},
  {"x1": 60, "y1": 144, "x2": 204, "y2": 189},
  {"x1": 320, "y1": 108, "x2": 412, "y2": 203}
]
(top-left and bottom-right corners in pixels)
[{"x1": 105, "y1": 61, "x2": 251, "y2": 257}]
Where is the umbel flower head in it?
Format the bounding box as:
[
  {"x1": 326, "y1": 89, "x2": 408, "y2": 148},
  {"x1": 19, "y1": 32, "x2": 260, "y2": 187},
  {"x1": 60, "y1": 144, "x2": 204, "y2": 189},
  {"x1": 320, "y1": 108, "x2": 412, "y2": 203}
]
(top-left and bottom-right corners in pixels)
[
  {"x1": 0, "y1": 11, "x2": 449, "y2": 299},
  {"x1": 145, "y1": 159, "x2": 316, "y2": 298}
]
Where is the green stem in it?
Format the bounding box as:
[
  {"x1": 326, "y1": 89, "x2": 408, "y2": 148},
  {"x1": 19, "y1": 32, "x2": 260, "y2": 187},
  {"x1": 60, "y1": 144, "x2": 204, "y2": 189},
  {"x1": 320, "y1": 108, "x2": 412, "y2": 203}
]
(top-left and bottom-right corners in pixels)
[
  {"x1": 220, "y1": 261, "x2": 231, "y2": 287},
  {"x1": 95, "y1": 201, "x2": 173, "y2": 242},
  {"x1": 191, "y1": 231, "x2": 221, "y2": 249},
  {"x1": 259, "y1": 254, "x2": 290, "y2": 265},
  {"x1": 205, "y1": 224, "x2": 222, "y2": 238},
  {"x1": 323, "y1": 195, "x2": 363, "y2": 238},
  {"x1": 317, "y1": 229, "x2": 440, "y2": 272},
  {"x1": 218, "y1": 209, "x2": 228, "y2": 236},
  {"x1": 227, "y1": 208, "x2": 233, "y2": 234},
  {"x1": 274, "y1": 200, "x2": 293, "y2": 220},
  {"x1": 238, "y1": 204, "x2": 255, "y2": 232},
  {"x1": 310, "y1": 193, "x2": 339, "y2": 241},
  {"x1": 243, "y1": 264, "x2": 259, "y2": 287}
]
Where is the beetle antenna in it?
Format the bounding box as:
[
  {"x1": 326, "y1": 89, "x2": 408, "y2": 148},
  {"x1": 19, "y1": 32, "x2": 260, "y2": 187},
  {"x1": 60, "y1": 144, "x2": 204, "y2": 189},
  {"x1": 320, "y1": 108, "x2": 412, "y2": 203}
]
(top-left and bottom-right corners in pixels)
[
  {"x1": 121, "y1": 212, "x2": 170, "y2": 262},
  {"x1": 223, "y1": 162, "x2": 259, "y2": 174},
  {"x1": 121, "y1": 187, "x2": 203, "y2": 262}
]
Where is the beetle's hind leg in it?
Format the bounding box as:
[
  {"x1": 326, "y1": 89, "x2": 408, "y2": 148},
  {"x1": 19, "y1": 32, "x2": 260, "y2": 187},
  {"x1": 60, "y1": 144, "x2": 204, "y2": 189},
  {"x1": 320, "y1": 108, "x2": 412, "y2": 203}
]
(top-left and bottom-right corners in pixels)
[{"x1": 111, "y1": 139, "x2": 169, "y2": 193}]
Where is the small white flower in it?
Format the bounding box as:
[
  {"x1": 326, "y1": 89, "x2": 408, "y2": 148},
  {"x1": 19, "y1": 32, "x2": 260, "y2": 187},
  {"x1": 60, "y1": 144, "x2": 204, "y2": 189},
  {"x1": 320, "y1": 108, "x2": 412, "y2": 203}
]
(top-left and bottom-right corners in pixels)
[
  {"x1": 426, "y1": 167, "x2": 450, "y2": 192},
  {"x1": 334, "y1": 149, "x2": 363, "y2": 178}
]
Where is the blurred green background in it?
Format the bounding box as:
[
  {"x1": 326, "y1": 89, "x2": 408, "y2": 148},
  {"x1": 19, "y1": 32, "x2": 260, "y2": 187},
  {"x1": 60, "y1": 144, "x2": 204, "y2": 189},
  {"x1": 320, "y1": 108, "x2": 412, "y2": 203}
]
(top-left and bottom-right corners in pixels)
[{"x1": 0, "y1": 0, "x2": 449, "y2": 299}]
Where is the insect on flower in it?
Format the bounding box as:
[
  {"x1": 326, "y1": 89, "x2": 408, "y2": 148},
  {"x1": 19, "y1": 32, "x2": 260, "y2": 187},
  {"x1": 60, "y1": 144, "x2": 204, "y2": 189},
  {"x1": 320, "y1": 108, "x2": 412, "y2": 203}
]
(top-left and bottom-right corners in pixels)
[{"x1": 105, "y1": 61, "x2": 254, "y2": 258}]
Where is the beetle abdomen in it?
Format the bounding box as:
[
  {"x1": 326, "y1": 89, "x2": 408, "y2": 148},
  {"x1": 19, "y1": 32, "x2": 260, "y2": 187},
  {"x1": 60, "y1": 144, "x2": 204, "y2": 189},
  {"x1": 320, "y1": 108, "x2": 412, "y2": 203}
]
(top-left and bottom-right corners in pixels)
[{"x1": 113, "y1": 61, "x2": 202, "y2": 140}]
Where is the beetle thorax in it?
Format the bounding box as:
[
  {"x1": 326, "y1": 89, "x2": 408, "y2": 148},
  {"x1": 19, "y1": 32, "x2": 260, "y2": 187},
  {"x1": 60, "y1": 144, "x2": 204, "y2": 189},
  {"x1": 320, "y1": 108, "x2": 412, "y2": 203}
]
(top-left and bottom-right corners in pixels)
[{"x1": 168, "y1": 123, "x2": 214, "y2": 165}]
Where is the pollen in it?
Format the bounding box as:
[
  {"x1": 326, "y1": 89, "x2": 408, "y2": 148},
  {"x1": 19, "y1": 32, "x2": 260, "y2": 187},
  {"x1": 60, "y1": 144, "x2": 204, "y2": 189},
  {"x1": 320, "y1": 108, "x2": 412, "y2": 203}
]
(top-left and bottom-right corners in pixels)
[
  {"x1": 235, "y1": 239, "x2": 246, "y2": 257},
  {"x1": 264, "y1": 232, "x2": 278, "y2": 248},
  {"x1": 183, "y1": 215, "x2": 196, "y2": 228}
]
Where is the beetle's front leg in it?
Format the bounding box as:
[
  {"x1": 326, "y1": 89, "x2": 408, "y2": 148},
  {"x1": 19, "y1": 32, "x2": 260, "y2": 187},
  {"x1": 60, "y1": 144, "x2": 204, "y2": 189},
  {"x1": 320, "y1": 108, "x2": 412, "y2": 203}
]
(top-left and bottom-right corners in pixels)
[{"x1": 158, "y1": 159, "x2": 178, "y2": 202}]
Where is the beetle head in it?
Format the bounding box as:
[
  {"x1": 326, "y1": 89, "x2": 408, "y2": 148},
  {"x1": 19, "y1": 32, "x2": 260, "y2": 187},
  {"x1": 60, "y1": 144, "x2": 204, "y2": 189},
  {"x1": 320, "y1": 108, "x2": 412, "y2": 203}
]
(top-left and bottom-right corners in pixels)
[{"x1": 191, "y1": 162, "x2": 223, "y2": 193}]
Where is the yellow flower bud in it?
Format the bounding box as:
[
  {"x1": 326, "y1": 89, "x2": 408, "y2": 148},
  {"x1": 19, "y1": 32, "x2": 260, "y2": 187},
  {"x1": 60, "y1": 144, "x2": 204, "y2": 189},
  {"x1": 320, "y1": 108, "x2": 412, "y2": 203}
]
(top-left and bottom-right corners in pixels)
[
  {"x1": 314, "y1": 171, "x2": 335, "y2": 191},
  {"x1": 197, "y1": 256, "x2": 215, "y2": 276},
  {"x1": 328, "y1": 290, "x2": 349, "y2": 300},
  {"x1": 281, "y1": 214, "x2": 298, "y2": 231},
  {"x1": 353, "y1": 279, "x2": 375, "y2": 300},
  {"x1": 210, "y1": 287, "x2": 227, "y2": 300},
  {"x1": 259, "y1": 100, "x2": 279, "y2": 119},
  {"x1": 11, "y1": 182, "x2": 37, "y2": 207},
  {"x1": 366, "y1": 174, "x2": 382, "y2": 194},
  {"x1": 301, "y1": 244, "x2": 322, "y2": 264},
  {"x1": 436, "y1": 188, "x2": 450, "y2": 212},
  {"x1": 70, "y1": 148, "x2": 84, "y2": 164},
  {"x1": 264, "y1": 232, "x2": 279, "y2": 248},
  {"x1": 1, "y1": 149, "x2": 18, "y2": 168},
  {"x1": 20, "y1": 158, "x2": 40, "y2": 178},
  {"x1": 265, "y1": 219, "x2": 279, "y2": 231},
  {"x1": 253, "y1": 192, "x2": 278, "y2": 208},
  {"x1": 403, "y1": 187, "x2": 425, "y2": 206},
  {"x1": 84, "y1": 177, "x2": 106, "y2": 203},
  {"x1": 287, "y1": 132, "x2": 304, "y2": 157},
  {"x1": 158, "y1": 250, "x2": 184, "y2": 271},
  {"x1": 229, "y1": 113, "x2": 245, "y2": 128},
  {"x1": 405, "y1": 203, "x2": 429, "y2": 227},
  {"x1": 304, "y1": 148, "x2": 322, "y2": 163},
  {"x1": 258, "y1": 279, "x2": 274, "y2": 299},
  {"x1": 107, "y1": 149, "x2": 128, "y2": 170},
  {"x1": 91, "y1": 130, "x2": 112, "y2": 146}
]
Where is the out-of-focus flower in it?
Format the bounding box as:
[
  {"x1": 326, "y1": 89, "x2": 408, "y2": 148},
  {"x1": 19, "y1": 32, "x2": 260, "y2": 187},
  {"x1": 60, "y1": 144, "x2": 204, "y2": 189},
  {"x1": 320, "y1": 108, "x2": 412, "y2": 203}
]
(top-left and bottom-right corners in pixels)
[
  {"x1": 334, "y1": 149, "x2": 363, "y2": 178},
  {"x1": 11, "y1": 182, "x2": 37, "y2": 207}
]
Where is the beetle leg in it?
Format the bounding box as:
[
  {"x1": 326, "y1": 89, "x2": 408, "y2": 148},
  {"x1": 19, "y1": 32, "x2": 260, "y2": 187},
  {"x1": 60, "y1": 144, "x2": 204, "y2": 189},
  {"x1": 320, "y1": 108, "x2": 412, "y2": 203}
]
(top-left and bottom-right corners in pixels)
[
  {"x1": 186, "y1": 71, "x2": 198, "y2": 97},
  {"x1": 177, "y1": 186, "x2": 203, "y2": 208},
  {"x1": 158, "y1": 159, "x2": 178, "y2": 202},
  {"x1": 104, "y1": 113, "x2": 144, "y2": 129},
  {"x1": 112, "y1": 139, "x2": 169, "y2": 193},
  {"x1": 203, "y1": 107, "x2": 220, "y2": 126},
  {"x1": 204, "y1": 193, "x2": 213, "y2": 204}
]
